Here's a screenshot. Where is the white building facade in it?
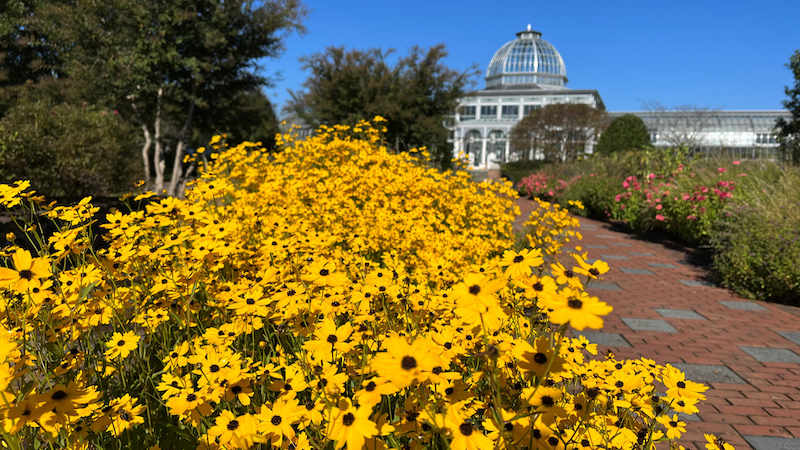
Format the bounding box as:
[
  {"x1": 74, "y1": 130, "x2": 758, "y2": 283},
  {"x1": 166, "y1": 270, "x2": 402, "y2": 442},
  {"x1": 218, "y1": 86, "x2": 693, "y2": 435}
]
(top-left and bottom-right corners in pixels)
[{"x1": 450, "y1": 26, "x2": 790, "y2": 168}]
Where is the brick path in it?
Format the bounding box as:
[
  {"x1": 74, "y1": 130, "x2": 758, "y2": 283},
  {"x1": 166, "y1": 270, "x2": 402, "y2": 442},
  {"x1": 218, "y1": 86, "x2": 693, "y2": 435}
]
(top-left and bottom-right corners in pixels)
[{"x1": 515, "y1": 199, "x2": 800, "y2": 450}]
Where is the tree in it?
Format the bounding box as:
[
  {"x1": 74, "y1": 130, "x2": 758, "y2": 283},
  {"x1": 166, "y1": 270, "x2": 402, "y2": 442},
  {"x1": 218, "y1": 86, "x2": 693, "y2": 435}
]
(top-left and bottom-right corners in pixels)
[
  {"x1": 642, "y1": 101, "x2": 720, "y2": 153},
  {"x1": 595, "y1": 114, "x2": 650, "y2": 154},
  {"x1": 0, "y1": 97, "x2": 141, "y2": 197},
  {"x1": 776, "y1": 50, "x2": 800, "y2": 164},
  {"x1": 29, "y1": 0, "x2": 306, "y2": 196},
  {"x1": 0, "y1": 0, "x2": 62, "y2": 90},
  {"x1": 509, "y1": 103, "x2": 608, "y2": 162},
  {"x1": 286, "y1": 45, "x2": 477, "y2": 168}
]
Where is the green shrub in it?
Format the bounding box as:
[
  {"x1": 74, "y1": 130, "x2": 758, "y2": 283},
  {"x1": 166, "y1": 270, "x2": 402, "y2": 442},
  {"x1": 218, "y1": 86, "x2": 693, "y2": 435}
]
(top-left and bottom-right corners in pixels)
[
  {"x1": 500, "y1": 159, "x2": 550, "y2": 183},
  {"x1": 595, "y1": 114, "x2": 650, "y2": 154},
  {"x1": 710, "y1": 169, "x2": 800, "y2": 303},
  {"x1": 556, "y1": 173, "x2": 620, "y2": 219},
  {"x1": 0, "y1": 101, "x2": 141, "y2": 197}
]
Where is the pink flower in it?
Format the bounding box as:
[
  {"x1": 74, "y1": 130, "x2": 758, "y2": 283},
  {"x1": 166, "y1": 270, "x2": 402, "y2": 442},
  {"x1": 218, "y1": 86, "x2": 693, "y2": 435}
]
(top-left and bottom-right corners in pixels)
[
  {"x1": 686, "y1": 215, "x2": 697, "y2": 220},
  {"x1": 683, "y1": 195, "x2": 691, "y2": 201},
  {"x1": 622, "y1": 180, "x2": 630, "y2": 188},
  {"x1": 656, "y1": 214, "x2": 665, "y2": 221},
  {"x1": 732, "y1": 160, "x2": 740, "y2": 165},
  {"x1": 718, "y1": 167, "x2": 726, "y2": 173},
  {"x1": 620, "y1": 204, "x2": 626, "y2": 210},
  {"x1": 656, "y1": 204, "x2": 663, "y2": 210},
  {"x1": 648, "y1": 173, "x2": 656, "y2": 180},
  {"x1": 114, "y1": 110, "x2": 119, "y2": 114},
  {"x1": 614, "y1": 194, "x2": 622, "y2": 202}
]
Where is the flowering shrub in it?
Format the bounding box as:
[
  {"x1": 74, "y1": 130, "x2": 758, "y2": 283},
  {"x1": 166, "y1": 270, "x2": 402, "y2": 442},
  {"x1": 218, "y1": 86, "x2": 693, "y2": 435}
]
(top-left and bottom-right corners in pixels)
[
  {"x1": 612, "y1": 166, "x2": 740, "y2": 244},
  {"x1": 517, "y1": 173, "x2": 572, "y2": 199},
  {"x1": 0, "y1": 121, "x2": 729, "y2": 450}
]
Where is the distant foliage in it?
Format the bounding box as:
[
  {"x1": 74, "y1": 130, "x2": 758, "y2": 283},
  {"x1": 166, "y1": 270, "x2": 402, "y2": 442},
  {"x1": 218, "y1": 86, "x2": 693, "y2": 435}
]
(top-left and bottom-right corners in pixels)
[
  {"x1": 777, "y1": 49, "x2": 800, "y2": 163},
  {"x1": 0, "y1": 101, "x2": 140, "y2": 197},
  {"x1": 595, "y1": 114, "x2": 650, "y2": 154}
]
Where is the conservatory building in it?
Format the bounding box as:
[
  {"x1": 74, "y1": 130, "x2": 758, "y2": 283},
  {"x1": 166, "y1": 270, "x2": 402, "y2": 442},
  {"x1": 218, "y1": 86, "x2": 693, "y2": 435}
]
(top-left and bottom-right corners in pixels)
[
  {"x1": 450, "y1": 25, "x2": 604, "y2": 169},
  {"x1": 451, "y1": 25, "x2": 790, "y2": 170}
]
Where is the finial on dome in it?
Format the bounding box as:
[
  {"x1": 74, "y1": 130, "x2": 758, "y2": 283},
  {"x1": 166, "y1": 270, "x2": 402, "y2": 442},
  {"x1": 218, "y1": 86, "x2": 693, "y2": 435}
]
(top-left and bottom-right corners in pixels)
[{"x1": 527, "y1": 24, "x2": 531, "y2": 31}]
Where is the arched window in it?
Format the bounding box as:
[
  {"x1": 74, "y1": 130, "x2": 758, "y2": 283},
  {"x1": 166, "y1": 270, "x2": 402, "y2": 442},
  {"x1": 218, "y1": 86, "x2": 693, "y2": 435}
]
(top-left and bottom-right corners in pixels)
[
  {"x1": 487, "y1": 130, "x2": 506, "y2": 163},
  {"x1": 464, "y1": 130, "x2": 483, "y2": 166}
]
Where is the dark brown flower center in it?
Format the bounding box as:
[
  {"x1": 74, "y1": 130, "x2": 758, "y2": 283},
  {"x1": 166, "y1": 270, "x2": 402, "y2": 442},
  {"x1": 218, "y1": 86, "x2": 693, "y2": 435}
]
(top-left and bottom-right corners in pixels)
[
  {"x1": 227, "y1": 419, "x2": 239, "y2": 430},
  {"x1": 533, "y1": 352, "x2": 548, "y2": 364},
  {"x1": 401, "y1": 356, "x2": 417, "y2": 370},
  {"x1": 468, "y1": 285, "x2": 481, "y2": 295},
  {"x1": 513, "y1": 255, "x2": 525, "y2": 263},
  {"x1": 568, "y1": 298, "x2": 583, "y2": 309},
  {"x1": 342, "y1": 412, "x2": 355, "y2": 426},
  {"x1": 459, "y1": 422, "x2": 473, "y2": 436},
  {"x1": 18, "y1": 269, "x2": 33, "y2": 280}
]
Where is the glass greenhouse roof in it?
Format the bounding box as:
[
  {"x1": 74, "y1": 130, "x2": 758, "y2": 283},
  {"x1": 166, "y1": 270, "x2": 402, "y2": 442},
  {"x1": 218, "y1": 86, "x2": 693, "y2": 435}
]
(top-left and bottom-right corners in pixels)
[{"x1": 486, "y1": 26, "x2": 567, "y2": 88}]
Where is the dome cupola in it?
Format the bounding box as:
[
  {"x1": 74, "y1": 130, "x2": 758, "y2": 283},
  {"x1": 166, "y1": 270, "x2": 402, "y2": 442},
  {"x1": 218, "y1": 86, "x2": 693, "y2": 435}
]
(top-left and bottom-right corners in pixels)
[{"x1": 486, "y1": 25, "x2": 568, "y2": 89}]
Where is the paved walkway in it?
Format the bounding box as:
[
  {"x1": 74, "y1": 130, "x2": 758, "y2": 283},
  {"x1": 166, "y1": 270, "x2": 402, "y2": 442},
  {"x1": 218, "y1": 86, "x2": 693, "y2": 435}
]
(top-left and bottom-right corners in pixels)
[{"x1": 515, "y1": 199, "x2": 800, "y2": 450}]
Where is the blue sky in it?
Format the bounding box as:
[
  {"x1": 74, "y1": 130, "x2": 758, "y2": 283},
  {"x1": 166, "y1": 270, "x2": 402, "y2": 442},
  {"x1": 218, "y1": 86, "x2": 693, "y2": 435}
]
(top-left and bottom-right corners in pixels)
[{"x1": 260, "y1": 0, "x2": 800, "y2": 116}]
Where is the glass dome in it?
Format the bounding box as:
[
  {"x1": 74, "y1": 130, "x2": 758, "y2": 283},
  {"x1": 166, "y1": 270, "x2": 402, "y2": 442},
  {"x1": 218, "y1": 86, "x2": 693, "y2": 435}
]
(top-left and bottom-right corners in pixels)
[{"x1": 486, "y1": 25, "x2": 568, "y2": 88}]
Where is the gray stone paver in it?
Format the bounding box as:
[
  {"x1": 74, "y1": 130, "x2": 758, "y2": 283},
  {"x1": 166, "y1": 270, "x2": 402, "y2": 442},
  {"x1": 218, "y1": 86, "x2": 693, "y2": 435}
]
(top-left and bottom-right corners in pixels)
[
  {"x1": 654, "y1": 308, "x2": 707, "y2": 320},
  {"x1": 586, "y1": 282, "x2": 622, "y2": 291},
  {"x1": 744, "y1": 436, "x2": 800, "y2": 450},
  {"x1": 669, "y1": 363, "x2": 747, "y2": 384},
  {"x1": 575, "y1": 331, "x2": 631, "y2": 347},
  {"x1": 621, "y1": 318, "x2": 678, "y2": 333},
  {"x1": 609, "y1": 243, "x2": 632, "y2": 247},
  {"x1": 619, "y1": 267, "x2": 654, "y2": 275},
  {"x1": 679, "y1": 412, "x2": 702, "y2": 422},
  {"x1": 585, "y1": 245, "x2": 608, "y2": 249},
  {"x1": 629, "y1": 252, "x2": 655, "y2": 257},
  {"x1": 600, "y1": 254, "x2": 629, "y2": 260},
  {"x1": 739, "y1": 346, "x2": 800, "y2": 363},
  {"x1": 595, "y1": 234, "x2": 617, "y2": 239},
  {"x1": 720, "y1": 301, "x2": 769, "y2": 311},
  {"x1": 679, "y1": 279, "x2": 715, "y2": 287},
  {"x1": 777, "y1": 331, "x2": 800, "y2": 346},
  {"x1": 647, "y1": 262, "x2": 677, "y2": 269}
]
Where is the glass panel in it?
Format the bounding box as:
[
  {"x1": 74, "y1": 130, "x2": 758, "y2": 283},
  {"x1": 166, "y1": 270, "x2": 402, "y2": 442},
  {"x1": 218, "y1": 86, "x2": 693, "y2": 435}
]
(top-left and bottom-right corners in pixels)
[
  {"x1": 501, "y1": 105, "x2": 519, "y2": 118},
  {"x1": 480, "y1": 106, "x2": 497, "y2": 118}
]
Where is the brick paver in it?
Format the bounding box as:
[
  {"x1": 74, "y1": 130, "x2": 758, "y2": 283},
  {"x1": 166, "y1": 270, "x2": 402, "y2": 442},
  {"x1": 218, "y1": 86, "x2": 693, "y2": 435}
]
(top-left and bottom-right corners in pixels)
[{"x1": 514, "y1": 198, "x2": 800, "y2": 450}]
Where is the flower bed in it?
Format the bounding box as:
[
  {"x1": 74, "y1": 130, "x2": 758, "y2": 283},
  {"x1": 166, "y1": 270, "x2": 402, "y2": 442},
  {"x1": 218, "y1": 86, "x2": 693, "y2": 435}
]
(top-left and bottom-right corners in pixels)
[
  {"x1": 526, "y1": 154, "x2": 800, "y2": 303},
  {"x1": 0, "y1": 121, "x2": 729, "y2": 449}
]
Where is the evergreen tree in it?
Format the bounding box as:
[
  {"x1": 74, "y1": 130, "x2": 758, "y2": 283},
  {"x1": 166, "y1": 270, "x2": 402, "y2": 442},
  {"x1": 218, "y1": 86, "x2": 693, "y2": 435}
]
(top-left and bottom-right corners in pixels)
[
  {"x1": 777, "y1": 50, "x2": 800, "y2": 163},
  {"x1": 595, "y1": 114, "x2": 650, "y2": 154}
]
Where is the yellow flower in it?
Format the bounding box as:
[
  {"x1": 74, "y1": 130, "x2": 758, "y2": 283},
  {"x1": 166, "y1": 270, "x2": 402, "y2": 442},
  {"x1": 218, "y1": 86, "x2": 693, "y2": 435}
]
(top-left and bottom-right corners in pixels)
[
  {"x1": 104, "y1": 331, "x2": 140, "y2": 360},
  {"x1": 0, "y1": 248, "x2": 51, "y2": 293},
  {"x1": 327, "y1": 399, "x2": 378, "y2": 450},
  {"x1": 543, "y1": 287, "x2": 613, "y2": 330},
  {"x1": 500, "y1": 248, "x2": 543, "y2": 279},
  {"x1": 657, "y1": 414, "x2": 686, "y2": 439}
]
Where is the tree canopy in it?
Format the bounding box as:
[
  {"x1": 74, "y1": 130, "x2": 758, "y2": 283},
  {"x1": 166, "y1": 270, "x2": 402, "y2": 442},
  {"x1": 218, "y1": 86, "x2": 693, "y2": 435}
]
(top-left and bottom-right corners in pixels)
[
  {"x1": 595, "y1": 114, "x2": 650, "y2": 154},
  {"x1": 1, "y1": 0, "x2": 303, "y2": 197},
  {"x1": 777, "y1": 49, "x2": 800, "y2": 163},
  {"x1": 286, "y1": 45, "x2": 477, "y2": 168},
  {"x1": 509, "y1": 103, "x2": 608, "y2": 162}
]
